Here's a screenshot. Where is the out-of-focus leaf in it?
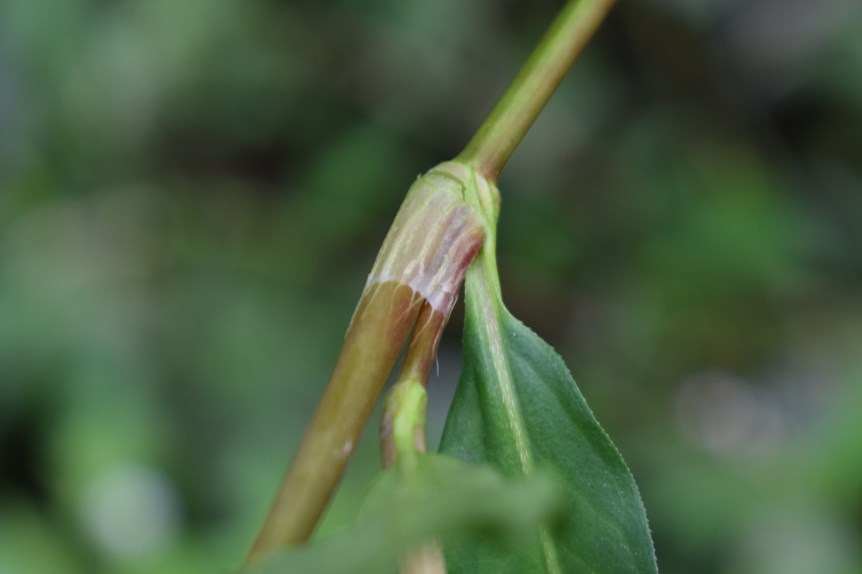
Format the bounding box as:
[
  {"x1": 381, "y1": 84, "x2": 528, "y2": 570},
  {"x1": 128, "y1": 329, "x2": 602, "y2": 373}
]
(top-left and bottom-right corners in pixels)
[
  {"x1": 440, "y1": 255, "x2": 658, "y2": 573},
  {"x1": 251, "y1": 454, "x2": 561, "y2": 574}
]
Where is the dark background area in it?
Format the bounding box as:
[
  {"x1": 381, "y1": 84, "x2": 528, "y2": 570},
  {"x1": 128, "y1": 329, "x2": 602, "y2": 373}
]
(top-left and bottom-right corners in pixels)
[{"x1": 2, "y1": 0, "x2": 861, "y2": 572}]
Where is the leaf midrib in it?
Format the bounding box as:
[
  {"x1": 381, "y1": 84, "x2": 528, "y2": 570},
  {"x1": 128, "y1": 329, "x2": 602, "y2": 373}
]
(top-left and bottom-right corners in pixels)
[{"x1": 468, "y1": 257, "x2": 562, "y2": 574}]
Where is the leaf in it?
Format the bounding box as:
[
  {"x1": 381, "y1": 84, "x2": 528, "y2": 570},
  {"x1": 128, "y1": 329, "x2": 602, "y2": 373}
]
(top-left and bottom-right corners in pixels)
[
  {"x1": 439, "y1": 256, "x2": 658, "y2": 573},
  {"x1": 251, "y1": 454, "x2": 563, "y2": 574}
]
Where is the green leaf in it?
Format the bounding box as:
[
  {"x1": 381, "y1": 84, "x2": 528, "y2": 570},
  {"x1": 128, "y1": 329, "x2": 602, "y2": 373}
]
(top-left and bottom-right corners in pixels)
[
  {"x1": 439, "y1": 248, "x2": 658, "y2": 573},
  {"x1": 252, "y1": 454, "x2": 562, "y2": 574}
]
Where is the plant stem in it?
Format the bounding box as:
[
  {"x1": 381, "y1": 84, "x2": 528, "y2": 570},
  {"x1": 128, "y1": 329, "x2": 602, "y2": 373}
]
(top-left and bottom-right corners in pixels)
[
  {"x1": 244, "y1": 282, "x2": 423, "y2": 566},
  {"x1": 243, "y1": 165, "x2": 485, "y2": 568},
  {"x1": 242, "y1": 0, "x2": 616, "y2": 564},
  {"x1": 457, "y1": 0, "x2": 615, "y2": 181}
]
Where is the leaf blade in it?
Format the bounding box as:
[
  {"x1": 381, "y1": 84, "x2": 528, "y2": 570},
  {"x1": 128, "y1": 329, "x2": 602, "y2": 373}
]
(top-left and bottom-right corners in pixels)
[{"x1": 440, "y1": 262, "x2": 658, "y2": 573}]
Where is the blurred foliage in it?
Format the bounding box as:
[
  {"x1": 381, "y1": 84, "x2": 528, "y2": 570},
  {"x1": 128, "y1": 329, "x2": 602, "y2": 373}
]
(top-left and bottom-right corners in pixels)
[
  {"x1": 257, "y1": 455, "x2": 560, "y2": 574},
  {"x1": 1, "y1": 0, "x2": 861, "y2": 573}
]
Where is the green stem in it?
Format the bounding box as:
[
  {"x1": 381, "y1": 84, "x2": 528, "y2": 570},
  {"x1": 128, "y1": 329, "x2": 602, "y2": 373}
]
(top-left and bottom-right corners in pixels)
[
  {"x1": 457, "y1": 0, "x2": 615, "y2": 181},
  {"x1": 243, "y1": 165, "x2": 485, "y2": 568},
  {"x1": 243, "y1": 282, "x2": 423, "y2": 568}
]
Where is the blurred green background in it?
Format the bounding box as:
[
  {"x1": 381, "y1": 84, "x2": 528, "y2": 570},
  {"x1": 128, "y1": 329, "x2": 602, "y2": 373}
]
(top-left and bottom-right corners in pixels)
[{"x1": 2, "y1": 0, "x2": 862, "y2": 572}]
